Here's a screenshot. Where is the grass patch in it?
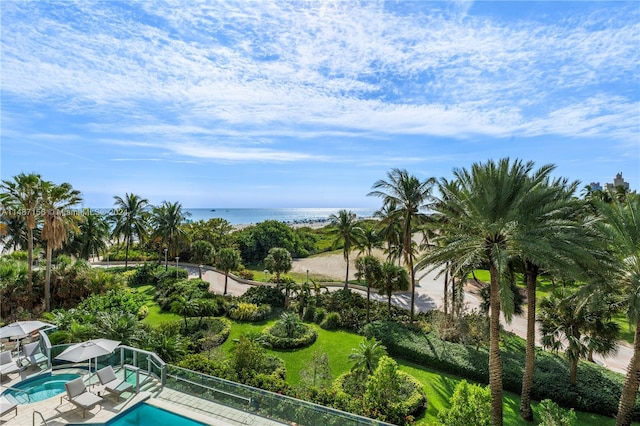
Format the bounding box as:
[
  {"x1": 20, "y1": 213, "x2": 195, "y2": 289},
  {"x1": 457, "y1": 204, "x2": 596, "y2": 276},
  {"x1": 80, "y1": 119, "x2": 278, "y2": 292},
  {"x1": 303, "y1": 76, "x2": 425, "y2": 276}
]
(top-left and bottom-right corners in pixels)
[
  {"x1": 133, "y1": 284, "x2": 182, "y2": 326},
  {"x1": 398, "y1": 359, "x2": 617, "y2": 426}
]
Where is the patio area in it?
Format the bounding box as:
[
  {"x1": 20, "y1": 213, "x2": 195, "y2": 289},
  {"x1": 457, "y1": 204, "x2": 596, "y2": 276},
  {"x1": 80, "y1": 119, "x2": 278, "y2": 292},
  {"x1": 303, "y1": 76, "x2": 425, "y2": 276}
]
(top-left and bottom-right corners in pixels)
[{"x1": 0, "y1": 364, "x2": 288, "y2": 426}]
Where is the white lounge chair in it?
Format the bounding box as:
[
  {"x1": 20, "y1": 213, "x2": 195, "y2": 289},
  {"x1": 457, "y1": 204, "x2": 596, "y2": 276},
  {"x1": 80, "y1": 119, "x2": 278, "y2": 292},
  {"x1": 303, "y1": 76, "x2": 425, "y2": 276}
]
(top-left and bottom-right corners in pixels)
[
  {"x1": 0, "y1": 397, "x2": 17, "y2": 419},
  {"x1": 96, "y1": 365, "x2": 133, "y2": 401},
  {"x1": 21, "y1": 341, "x2": 48, "y2": 368},
  {"x1": 64, "y1": 377, "x2": 103, "y2": 418},
  {"x1": 0, "y1": 350, "x2": 20, "y2": 377}
]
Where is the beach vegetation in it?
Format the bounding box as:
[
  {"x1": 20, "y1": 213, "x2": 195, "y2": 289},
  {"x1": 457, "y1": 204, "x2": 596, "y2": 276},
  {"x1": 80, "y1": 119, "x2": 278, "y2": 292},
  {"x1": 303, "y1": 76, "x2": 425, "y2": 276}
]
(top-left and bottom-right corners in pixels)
[
  {"x1": 109, "y1": 193, "x2": 150, "y2": 268},
  {"x1": 369, "y1": 168, "x2": 436, "y2": 324},
  {"x1": 150, "y1": 200, "x2": 190, "y2": 259},
  {"x1": 328, "y1": 209, "x2": 361, "y2": 289}
]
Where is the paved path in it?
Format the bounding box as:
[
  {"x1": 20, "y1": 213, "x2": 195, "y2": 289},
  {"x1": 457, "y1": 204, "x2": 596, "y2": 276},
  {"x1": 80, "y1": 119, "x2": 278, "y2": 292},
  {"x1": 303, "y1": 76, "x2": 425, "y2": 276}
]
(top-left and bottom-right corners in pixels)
[
  {"x1": 97, "y1": 261, "x2": 633, "y2": 375},
  {"x1": 192, "y1": 263, "x2": 632, "y2": 375}
]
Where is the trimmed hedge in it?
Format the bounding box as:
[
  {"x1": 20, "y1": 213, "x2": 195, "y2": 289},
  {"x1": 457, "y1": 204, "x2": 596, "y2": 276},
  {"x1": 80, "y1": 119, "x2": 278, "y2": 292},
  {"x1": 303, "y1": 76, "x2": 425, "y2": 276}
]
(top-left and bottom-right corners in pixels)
[
  {"x1": 363, "y1": 320, "x2": 640, "y2": 420},
  {"x1": 262, "y1": 324, "x2": 318, "y2": 349}
]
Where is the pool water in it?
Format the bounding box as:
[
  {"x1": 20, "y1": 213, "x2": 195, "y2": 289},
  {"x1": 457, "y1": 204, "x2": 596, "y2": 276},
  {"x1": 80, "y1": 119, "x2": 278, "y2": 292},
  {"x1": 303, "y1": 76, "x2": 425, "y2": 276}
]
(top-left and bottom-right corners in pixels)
[
  {"x1": 108, "y1": 403, "x2": 207, "y2": 426},
  {"x1": 2, "y1": 373, "x2": 81, "y2": 404}
]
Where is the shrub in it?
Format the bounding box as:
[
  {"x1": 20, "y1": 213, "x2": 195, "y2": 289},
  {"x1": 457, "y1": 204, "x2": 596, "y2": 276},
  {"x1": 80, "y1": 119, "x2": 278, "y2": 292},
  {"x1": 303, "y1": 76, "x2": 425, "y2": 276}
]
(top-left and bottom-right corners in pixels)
[
  {"x1": 177, "y1": 353, "x2": 232, "y2": 378},
  {"x1": 228, "y1": 302, "x2": 272, "y2": 321},
  {"x1": 538, "y1": 399, "x2": 577, "y2": 426},
  {"x1": 333, "y1": 356, "x2": 426, "y2": 425},
  {"x1": 303, "y1": 305, "x2": 316, "y2": 322},
  {"x1": 195, "y1": 317, "x2": 232, "y2": 350},
  {"x1": 320, "y1": 312, "x2": 341, "y2": 330},
  {"x1": 363, "y1": 321, "x2": 640, "y2": 419},
  {"x1": 240, "y1": 285, "x2": 285, "y2": 308},
  {"x1": 314, "y1": 308, "x2": 326, "y2": 324},
  {"x1": 262, "y1": 323, "x2": 318, "y2": 349},
  {"x1": 236, "y1": 269, "x2": 254, "y2": 280},
  {"x1": 438, "y1": 380, "x2": 491, "y2": 426},
  {"x1": 127, "y1": 263, "x2": 161, "y2": 286},
  {"x1": 77, "y1": 289, "x2": 146, "y2": 315},
  {"x1": 137, "y1": 305, "x2": 149, "y2": 320}
]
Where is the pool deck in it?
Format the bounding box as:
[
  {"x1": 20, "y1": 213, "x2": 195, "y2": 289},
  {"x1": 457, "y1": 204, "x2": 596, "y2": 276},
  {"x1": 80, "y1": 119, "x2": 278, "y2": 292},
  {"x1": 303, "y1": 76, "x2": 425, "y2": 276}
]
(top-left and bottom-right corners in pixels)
[{"x1": 0, "y1": 366, "x2": 285, "y2": 426}]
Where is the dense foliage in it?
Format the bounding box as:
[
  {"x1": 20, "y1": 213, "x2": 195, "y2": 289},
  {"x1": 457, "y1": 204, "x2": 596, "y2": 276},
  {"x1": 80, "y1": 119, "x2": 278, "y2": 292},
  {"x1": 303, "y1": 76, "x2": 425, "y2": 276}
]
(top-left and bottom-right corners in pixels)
[{"x1": 363, "y1": 320, "x2": 640, "y2": 419}]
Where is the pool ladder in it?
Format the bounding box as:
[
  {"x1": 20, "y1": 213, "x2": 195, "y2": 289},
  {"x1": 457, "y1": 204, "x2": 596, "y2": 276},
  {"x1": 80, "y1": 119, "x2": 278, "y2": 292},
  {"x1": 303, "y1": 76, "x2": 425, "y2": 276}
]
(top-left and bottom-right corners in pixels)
[{"x1": 33, "y1": 410, "x2": 48, "y2": 425}]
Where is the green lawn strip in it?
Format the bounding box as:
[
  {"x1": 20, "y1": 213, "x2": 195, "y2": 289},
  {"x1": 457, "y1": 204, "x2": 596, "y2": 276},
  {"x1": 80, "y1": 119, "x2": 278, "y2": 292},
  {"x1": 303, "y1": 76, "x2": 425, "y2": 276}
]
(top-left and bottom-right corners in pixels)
[
  {"x1": 132, "y1": 284, "x2": 182, "y2": 326},
  {"x1": 269, "y1": 324, "x2": 366, "y2": 384},
  {"x1": 218, "y1": 319, "x2": 620, "y2": 425},
  {"x1": 397, "y1": 359, "x2": 617, "y2": 426}
]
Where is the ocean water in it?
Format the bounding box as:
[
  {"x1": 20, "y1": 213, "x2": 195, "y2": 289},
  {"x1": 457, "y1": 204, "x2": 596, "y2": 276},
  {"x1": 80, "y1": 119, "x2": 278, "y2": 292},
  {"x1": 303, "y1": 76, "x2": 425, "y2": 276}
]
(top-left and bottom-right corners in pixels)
[{"x1": 183, "y1": 208, "x2": 377, "y2": 226}]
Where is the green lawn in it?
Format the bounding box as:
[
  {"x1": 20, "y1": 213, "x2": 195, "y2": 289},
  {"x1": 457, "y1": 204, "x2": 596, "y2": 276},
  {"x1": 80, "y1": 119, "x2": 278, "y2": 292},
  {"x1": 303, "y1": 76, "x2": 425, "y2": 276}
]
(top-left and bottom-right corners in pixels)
[
  {"x1": 215, "y1": 317, "x2": 621, "y2": 425},
  {"x1": 398, "y1": 360, "x2": 617, "y2": 426},
  {"x1": 132, "y1": 284, "x2": 182, "y2": 326},
  {"x1": 125, "y1": 275, "x2": 630, "y2": 424}
]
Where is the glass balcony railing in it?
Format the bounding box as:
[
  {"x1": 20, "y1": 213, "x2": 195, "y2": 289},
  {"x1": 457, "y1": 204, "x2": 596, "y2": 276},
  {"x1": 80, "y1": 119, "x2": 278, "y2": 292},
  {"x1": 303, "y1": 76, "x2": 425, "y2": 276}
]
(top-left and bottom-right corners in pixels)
[{"x1": 50, "y1": 344, "x2": 392, "y2": 426}]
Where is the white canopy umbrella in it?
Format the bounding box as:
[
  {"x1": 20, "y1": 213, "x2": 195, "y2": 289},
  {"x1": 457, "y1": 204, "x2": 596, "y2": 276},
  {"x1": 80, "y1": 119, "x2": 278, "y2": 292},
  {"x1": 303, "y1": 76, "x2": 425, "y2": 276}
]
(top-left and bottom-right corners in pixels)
[
  {"x1": 0, "y1": 321, "x2": 54, "y2": 339},
  {"x1": 55, "y1": 339, "x2": 121, "y2": 375},
  {"x1": 0, "y1": 321, "x2": 54, "y2": 353}
]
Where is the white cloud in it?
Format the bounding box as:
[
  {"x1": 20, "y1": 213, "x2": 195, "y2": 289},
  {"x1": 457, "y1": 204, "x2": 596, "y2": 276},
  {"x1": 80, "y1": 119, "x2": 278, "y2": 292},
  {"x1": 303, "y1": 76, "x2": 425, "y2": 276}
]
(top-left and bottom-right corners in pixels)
[{"x1": 1, "y1": 0, "x2": 638, "y2": 156}]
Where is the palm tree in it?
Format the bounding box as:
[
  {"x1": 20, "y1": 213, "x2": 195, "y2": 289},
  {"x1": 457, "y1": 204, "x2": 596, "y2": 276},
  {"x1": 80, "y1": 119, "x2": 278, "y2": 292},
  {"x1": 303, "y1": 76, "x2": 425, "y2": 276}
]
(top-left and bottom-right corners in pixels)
[
  {"x1": 355, "y1": 224, "x2": 383, "y2": 257},
  {"x1": 216, "y1": 247, "x2": 241, "y2": 295},
  {"x1": 67, "y1": 210, "x2": 110, "y2": 260},
  {"x1": 375, "y1": 200, "x2": 403, "y2": 265},
  {"x1": 368, "y1": 168, "x2": 435, "y2": 322},
  {"x1": 41, "y1": 180, "x2": 82, "y2": 311},
  {"x1": 378, "y1": 261, "x2": 410, "y2": 315},
  {"x1": 538, "y1": 289, "x2": 619, "y2": 385},
  {"x1": 0, "y1": 172, "x2": 43, "y2": 306},
  {"x1": 419, "y1": 158, "x2": 545, "y2": 426},
  {"x1": 355, "y1": 255, "x2": 383, "y2": 323},
  {"x1": 110, "y1": 193, "x2": 149, "y2": 268},
  {"x1": 328, "y1": 209, "x2": 361, "y2": 289},
  {"x1": 594, "y1": 195, "x2": 640, "y2": 426},
  {"x1": 349, "y1": 337, "x2": 387, "y2": 375},
  {"x1": 150, "y1": 201, "x2": 190, "y2": 258},
  {"x1": 515, "y1": 175, "x2": 597, "y2": 421}
]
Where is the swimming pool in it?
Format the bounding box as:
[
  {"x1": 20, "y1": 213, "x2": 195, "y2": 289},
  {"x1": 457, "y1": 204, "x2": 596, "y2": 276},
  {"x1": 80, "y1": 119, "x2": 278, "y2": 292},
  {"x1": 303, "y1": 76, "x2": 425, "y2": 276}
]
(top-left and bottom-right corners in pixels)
[
  {"x1": 107, "y1": 403, "x2": 207, "y2": 426},
  {"x1": 2, "y1": 372, "x2": 81, "y2": 404}
]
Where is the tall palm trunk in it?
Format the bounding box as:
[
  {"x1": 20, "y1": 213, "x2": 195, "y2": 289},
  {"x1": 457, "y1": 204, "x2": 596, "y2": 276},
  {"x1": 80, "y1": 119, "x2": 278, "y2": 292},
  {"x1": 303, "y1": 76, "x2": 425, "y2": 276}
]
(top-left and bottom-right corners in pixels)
[
  {"x1": 45, "y1": 245, "x2": 53, "y2": 312},
  {"x1": 344, "y1": 258, "x2": 349, "y2": 290},
  {"x1": 520, "y1": 262, "x2": 538, "y2": 421},
  {"x1": 489, "y1": 264, "x2": 504, "y2": 426},
  {"x1": 366, "y1": 278, "x2": 371, "y2": 323},
  {"x1": 124, "y1": 237, "x2": 130, "y2": 269},
  {"x1": 443, "y1": 265, "x2": 449, "y2": 316},
  {"x1": 569, "y1": 358, "x2": 578, "y2": 385},
  {"x1": 616, "y1": 320, "x2": 640, "y2": 426},
  {"x1": 27, "y1": 226, "x2": 34, "y2": 308},
  {"x1": 224, "y1": 272, "x2": 229, "y2": 295}
]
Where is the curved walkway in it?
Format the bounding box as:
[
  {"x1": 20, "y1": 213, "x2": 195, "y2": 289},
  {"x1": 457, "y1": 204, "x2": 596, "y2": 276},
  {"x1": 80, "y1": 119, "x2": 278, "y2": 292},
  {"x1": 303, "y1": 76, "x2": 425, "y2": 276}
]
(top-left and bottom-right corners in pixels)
[
  {"x1": 95, "y1": 261, "x2": 632, "y2": 375},
  {"x1": 193, "y1": 263, "x2": 632, "y2": 375}
]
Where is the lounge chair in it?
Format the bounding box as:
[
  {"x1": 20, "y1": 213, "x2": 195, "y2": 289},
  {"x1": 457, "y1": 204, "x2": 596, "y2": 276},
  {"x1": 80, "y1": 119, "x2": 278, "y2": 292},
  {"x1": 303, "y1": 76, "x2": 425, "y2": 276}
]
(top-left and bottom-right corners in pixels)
[
  {"x1": 96, "y1": 365, "x2": 133, "y2": 401},
  {"x1": 0, "y1": 351, "x2": 20, "y2": 377},
  {"x1": 0, "y1": 397, "x2": 17, "y2": 419},
  {"x1": 21, "y1": 341, "x2": 48, "y2": 368},
  {"x1": 64, "y1": 377, "x2": 103, "y2": 418}
]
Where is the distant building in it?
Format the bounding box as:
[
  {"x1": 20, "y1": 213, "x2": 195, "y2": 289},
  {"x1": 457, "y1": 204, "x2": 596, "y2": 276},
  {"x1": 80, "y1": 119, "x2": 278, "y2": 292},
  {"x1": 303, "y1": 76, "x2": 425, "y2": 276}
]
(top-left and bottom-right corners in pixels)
[
  {"x1": 605, "y1": 173, "x2": 630, "y2": 191},
  {"x1": 589, "y1": 182, "x2": 603, "y2": 191}
]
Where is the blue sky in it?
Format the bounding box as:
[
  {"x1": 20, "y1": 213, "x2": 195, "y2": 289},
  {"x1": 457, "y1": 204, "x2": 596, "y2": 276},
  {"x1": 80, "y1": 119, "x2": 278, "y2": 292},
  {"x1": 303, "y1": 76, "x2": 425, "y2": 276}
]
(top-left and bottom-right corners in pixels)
[{"x1": 1, "y1": 1, "x2": 638, "y2": 208}]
